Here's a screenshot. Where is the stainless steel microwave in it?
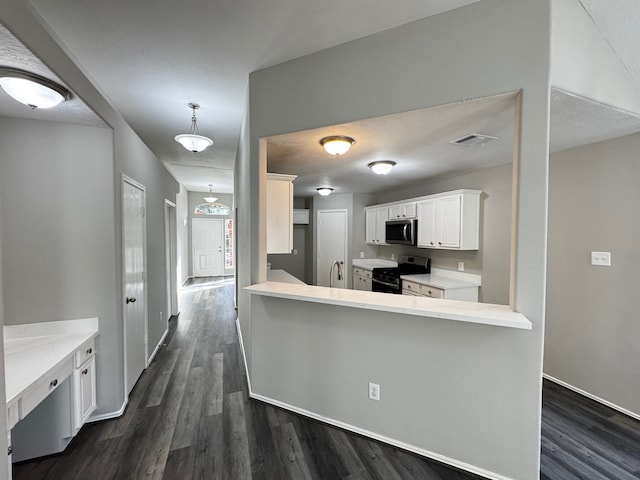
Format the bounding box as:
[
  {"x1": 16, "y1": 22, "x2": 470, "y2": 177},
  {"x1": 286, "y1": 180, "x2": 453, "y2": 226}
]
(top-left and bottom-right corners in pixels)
[{"x1": 385, "y1": 219, "x2": 417, "y2": 246}]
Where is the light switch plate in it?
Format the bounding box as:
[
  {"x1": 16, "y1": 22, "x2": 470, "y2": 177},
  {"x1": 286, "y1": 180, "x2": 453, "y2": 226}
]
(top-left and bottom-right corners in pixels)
[{"x1": 591, "y1": 251, "x2": 611, "y2": 266}]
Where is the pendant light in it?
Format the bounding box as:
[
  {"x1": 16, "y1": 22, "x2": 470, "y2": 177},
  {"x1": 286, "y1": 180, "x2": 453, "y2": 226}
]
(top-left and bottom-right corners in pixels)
[
  {"x1": 203, "y1": 184, "x2": 217, "y2": 203},
  {"x1": 319, "y1": 136, "x2": 355, "y2": 156},
  {"x1": 175, "y1": 103, "x2": 214, "y2": 153},
  {"x1": 0, "y1": 67, "x2": 71, "y2": 109},
  {"x1": 368, "y1": 160, "x2": 396, "y2": 175}
]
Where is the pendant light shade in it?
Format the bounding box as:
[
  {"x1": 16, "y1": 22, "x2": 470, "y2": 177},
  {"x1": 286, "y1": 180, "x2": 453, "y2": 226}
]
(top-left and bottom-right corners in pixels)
[
  {"x1": 319, "y1": 135, "x2": 355, "y2": 156},
  {"x1": 0, "y1": 67, "x2": 70, "y2": 109},
  {"x1": 368, "y1": 160, "x2": 396, "y2": 175},
  {"x1": 203, "y1": 184, "x2": 217, "y2": 203},
  {"x1": 175, "y1": 103, "x2": 213, "y2": 153}
]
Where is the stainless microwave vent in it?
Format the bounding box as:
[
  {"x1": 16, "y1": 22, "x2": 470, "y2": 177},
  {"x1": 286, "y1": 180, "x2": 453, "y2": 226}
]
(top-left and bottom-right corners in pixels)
[{"x1": 450, "y1": 133, "x2": 497, "y2": 146}]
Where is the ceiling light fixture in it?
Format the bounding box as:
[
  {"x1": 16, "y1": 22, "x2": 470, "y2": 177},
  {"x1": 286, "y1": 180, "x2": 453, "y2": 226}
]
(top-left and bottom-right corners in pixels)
[
  {"x1": 175, "y1": 103, "x2": 214, "y2": 153},
  {"x1": 319, "y1": 135, "x2": 355, "y2": 156},
  {"x1": 368, "y1": 160, "x2": 396, "y2": 175},
  {"x1": 316, "y1": 187, "x2": 334, "y2": 196},
  {"x1": 203, "y1": 184, "x2": 217, "y2": 203},
  {"x1": 0, "y1": 67, "x2": 71, "y2": 109}
]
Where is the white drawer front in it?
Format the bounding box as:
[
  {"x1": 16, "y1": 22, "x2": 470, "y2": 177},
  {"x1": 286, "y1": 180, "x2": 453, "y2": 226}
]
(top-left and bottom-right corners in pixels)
[
  {"x1": 20, "y1": 358, "x2": 72, "y2": 419},
  {"x1": 420, "y1": 284, "x2": 444, "y2": 298},
  {"x1": 75, "y1": 338, "x2": 96, "y2": 368}
]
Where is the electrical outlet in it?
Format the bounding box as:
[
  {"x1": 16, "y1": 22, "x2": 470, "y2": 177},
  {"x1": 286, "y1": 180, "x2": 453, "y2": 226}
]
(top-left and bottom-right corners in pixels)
[
  {"x1": 368, "y1": 382, "x2": 380, "y2": 401},
  {"x1": 458, "y1": 261, "x2": 464, "y2": 271},
  {"x1": 360, "y1": 251, "x2": 365, "y2": 259},
  {"x1": 160, "y1": 311, "x2": 163, "y2": 323},
  {"x1": 591, "y1": 251, "x2": 611, "y2": 266},
  {"x1": 293, "y1": 249, "x2": 298, "y2": 255}
]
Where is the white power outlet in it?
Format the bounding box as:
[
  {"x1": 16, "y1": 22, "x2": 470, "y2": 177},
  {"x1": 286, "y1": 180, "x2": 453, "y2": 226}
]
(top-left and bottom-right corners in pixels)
[
  {"x1": 458, "y1": 261, "x2": 465, "y2": 271},
  {"x1": 360, "y1": 251, "x2": 365, "y2": 259},
  {"x1": 160, "y1": 311, "x2": 163, "y2": 323},
  {"x1": 591, "y1": 251, "x2": 611, "y2": 266},
  {"x1": 293, "y1": 249, "x2": 298, "y2": 255},
  {"x1": 368, "y1": 382, "x2": 380, "y2": 401}
]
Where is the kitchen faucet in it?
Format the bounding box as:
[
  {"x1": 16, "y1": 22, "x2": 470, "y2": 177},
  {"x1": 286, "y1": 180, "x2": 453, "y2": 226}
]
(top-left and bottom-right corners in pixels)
[{"x1": 329, "y1": 260, "x2": 344, "y2": 288}]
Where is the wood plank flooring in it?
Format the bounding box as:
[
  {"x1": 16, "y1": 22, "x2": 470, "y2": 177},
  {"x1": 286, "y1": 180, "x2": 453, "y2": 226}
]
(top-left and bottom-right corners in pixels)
[{"x1": 12, "y1": 277, "x2": 640, "y2": 479}]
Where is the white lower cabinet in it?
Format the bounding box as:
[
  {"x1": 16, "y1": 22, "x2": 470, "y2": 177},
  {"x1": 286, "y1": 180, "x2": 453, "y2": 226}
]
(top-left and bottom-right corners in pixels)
[
  {"x1": 352, "y1": 267, "x2": 372, "y2": 291},
  {"x1": 73, "y1": 355, "x2": 97, "y2": 434},
  {"x1": 402, "y1": 278, "x2": 478, "y2": 301}
]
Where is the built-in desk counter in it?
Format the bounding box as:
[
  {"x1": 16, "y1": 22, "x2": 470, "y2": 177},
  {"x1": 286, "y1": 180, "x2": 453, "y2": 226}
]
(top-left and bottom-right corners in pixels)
[
  {"x1": 246, "y1": 282, "x2": 531, "y2": 330},
  {"x1": 4, "y1": 318, "x2": 99, "y2": 466}
]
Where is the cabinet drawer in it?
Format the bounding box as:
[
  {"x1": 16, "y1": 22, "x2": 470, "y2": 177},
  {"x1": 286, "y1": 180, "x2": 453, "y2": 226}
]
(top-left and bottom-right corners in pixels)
[
  {"x1": 75, "y1": 338, "x2": 96, "y2": 368},
  {"x1": 20, "y1": 358, "x2": 72, "y2": 419},
  {"x1": 402, "y1": 289, "x2": 421, "y2": 296},
  {"x1": 363, "y1": 270, "x2": 372, "y2": 279},
  {"x1": 420, "y1": 284, "x2": 444, "y2": 298},
  {"x1": 402, "y1": 281, "x2": 420, "y2": 293}
]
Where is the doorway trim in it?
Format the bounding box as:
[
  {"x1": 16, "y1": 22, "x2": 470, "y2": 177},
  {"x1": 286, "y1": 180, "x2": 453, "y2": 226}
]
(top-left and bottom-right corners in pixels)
[
  {"x1": 164, "y1": 199, "x2": 178, "y2": 319},
  {"x1": 121, "y1": 174, "x2": 148, "y2": 397}
]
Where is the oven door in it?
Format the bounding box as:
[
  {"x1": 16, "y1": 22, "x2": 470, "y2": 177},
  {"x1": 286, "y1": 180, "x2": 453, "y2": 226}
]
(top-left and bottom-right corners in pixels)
[{"x1": 372, "y1": 277, "x2": 401, "y2": 294}]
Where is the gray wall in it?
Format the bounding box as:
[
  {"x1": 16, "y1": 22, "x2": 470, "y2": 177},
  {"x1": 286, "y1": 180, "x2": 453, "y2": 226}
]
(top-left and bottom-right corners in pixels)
[
  {"x1": 377, "y1": 163, "x2": 513, "y2": 305},
  {"x1": 0, "y1": 160, "x2": 9, "y2": 475},
  {"x1": 241, "y1": 1, "x2": 551, "y2": 478},
  {"x1": 545, "y1": 132, "x2": 640, "y2": 417},
  {"x1": 1, "y1": 0, "x2": 180, "y2": 417},
  {"x1": 0, "y1": 118, "x2": 122, "y2": 413},
  {"x1": 187, "y1": 191, "x2": 235, "y2": 277}
]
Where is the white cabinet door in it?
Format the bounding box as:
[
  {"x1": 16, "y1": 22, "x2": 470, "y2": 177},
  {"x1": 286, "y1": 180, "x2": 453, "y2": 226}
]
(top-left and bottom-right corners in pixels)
[
  {"x1": 417, "y1": 199, "x2": 437, "y2": 247},
  {"x1": 389, "y1": 202, "x2": 417, "y2": 219},
  {"x1": 375, "y1": 207, "x2": 388, "y2": 244},
  {"x1": 437, "y1": 194, "x2": 461, "y2": 248},
  {"x1": 73, "y1": 356, "x2": 96, "y2": 433},
  {"x1": 365, "y1": 207, "x2": 388, "y2": 244},
  {"x1": 365, "y1": 208, "x2": 377, "y2": 244},
  {"x1": 267, "y1": 174, "x2": 296, "y2": 254}
]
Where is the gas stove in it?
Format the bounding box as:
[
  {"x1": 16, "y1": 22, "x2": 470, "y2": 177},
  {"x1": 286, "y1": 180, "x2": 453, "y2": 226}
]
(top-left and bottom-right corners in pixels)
[{"x1": 371, "y1": 255, "x2": 430, "y2": 294}]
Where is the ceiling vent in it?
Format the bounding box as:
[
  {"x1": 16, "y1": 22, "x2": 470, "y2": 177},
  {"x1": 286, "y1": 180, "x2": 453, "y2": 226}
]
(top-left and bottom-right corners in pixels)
[{"x1": 450, "y1": 133, "x2": 497, "y2": 146}]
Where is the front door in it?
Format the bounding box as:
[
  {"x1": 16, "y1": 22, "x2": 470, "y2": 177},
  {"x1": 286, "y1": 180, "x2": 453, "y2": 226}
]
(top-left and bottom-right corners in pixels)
[
  {"x1": 316, "y1": 209, "x2": 348, "y2": 288},
  {"x1": 192, "y1": 218, "x2": 224, "y2": 277},
  {"x1": 122, "y1": 176, "x2": 147, "y2": 395}
]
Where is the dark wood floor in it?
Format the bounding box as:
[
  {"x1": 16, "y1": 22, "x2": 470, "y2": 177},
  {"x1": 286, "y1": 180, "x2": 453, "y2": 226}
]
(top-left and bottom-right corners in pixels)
[{"x1": 12, "y1": 277, "x2": 640, "y2": 479}]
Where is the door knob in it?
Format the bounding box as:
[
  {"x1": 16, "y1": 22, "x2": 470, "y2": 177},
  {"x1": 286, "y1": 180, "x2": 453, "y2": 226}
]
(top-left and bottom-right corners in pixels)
[{"x1": 126, "y1": 297, "x2": 137, "y2": 304}]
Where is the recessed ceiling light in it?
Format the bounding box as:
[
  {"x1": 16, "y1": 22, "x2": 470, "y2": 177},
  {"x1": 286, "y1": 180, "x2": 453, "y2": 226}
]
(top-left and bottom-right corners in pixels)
[
  {"x1": 368, "y1": 160, "x2": 396, "y2": 175},
  {"x1": 0, "y1": 67, "x2": 71, "y2": 109},
  {"x1": 319, "y1": 136, "x2": 355, "y2": 156}
]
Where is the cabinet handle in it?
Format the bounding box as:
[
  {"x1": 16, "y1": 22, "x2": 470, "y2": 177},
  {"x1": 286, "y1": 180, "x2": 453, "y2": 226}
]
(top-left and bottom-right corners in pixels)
[
  {"x1": 82, "y1": 369, "x2": 89, "y2": 375},
  {"x1": 86, "y1": 348, "x2": 93, "y2": 355},
  {"x1": 50, "y1": 379, "x2": 58, "y2": 388},
  {"x1": 438, "y1": 242, "x2": 442, "y2": 245},
  {"x1": 7, "y1": 445, "x2": 12, "y2": 456},
  {"x1": 427, "y1": 290, "x2": 432, "y2": 296}
]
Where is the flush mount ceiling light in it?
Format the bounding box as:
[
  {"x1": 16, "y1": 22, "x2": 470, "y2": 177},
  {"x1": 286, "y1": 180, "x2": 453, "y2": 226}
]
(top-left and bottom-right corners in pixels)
[
  {"x1": 175, "y1": 103, "x2": 214, "y2": 153},
  {"x1": 319, "y1": 135, "x2": 355, "y2": 156},
  {"x1": 368, "y1": 160, "x2": 396, "y2": 175},
  {"x1": 316, "y1": 187, "x2": 334, "y2": 196},
  {"x1": 0, "y1": 67, "x2": 71, "y2": 109},
  {"x1": 203, "y1": 184, "x2": 217, "y2": 203}
]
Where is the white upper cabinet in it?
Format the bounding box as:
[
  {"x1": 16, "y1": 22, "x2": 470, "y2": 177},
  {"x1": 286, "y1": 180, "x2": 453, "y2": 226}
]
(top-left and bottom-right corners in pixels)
[
  {"x1": 267, "y1": 173, "x2": 297, "y2": 254},
  {"x1": 388, "y1": 202, "x2": 417, "y2": 219},
  {"x1": 417, "y1": 190, "x2": 480, "y2": 250},
  {"x1": 365, "y1": 206, "x2": 388, "y2": 245}
]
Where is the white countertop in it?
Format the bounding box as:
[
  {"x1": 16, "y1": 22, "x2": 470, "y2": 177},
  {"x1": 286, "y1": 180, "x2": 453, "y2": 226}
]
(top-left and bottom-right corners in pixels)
[
  {"x1": 352, "y1": 258, "x2": 397, "y2": 271},
  {"x1": 245, "y1": 282, "x2": 531, "y2": 330},
  {"x1": 4, "y1": 318, "x2": 99, "y2": 405},
  {"x1": 401, "y1": 272, "x2": 481, "y2": 290}
]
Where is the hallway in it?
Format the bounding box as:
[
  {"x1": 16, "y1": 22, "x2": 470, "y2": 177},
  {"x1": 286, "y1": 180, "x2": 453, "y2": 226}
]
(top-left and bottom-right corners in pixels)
[{"x1": 12, "y1": 278, "x2": 640, "y2": 479}]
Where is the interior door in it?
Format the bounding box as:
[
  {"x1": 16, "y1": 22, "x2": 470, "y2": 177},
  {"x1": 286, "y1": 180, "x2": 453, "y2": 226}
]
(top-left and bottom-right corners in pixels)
[
  {"x1": 316, "y1": 209, "x2": 348, "y2": 288},
  {"x1": 192, "y1": 218, "x2": 224, "y2": 277},
  {"x1": 122, "y1": 176, "x2": 147, "y2": 395}
]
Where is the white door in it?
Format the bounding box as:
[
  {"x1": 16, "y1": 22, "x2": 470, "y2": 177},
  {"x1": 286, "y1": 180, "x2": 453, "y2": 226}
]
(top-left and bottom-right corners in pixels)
[
  {"x1": 192, "y1": 218, "x2": 224, "y2": 277},
  {"x1": 122, "y1": 176, "x2": 147, "y2": 395},
  {"x1": 316, "y1": 209, "x2": 348, "y2": 288}
]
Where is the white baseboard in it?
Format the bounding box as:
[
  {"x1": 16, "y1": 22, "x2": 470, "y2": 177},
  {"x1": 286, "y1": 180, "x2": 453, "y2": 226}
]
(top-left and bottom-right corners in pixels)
[
  {"x1": 87, "y1": 397, "x2": 128, "y2": 423},
  {"x1": 249, "y1": 392, "x2": 513, "y2": 480},
  {"x1": 543, "y1": 374, "x2": 640, "y2": 421},
  {"x1": 235, "y1": 317, "x2": 252, "y2": 393},
  {"x1": 147, "y1": 328, "x2": 169, "y2": 364}
]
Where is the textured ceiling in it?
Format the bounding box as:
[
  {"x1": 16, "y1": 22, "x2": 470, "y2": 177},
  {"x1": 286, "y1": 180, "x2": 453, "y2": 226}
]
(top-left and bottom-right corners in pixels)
[
  {"x1": 0, "y1": 25, "x2": 106, "y2": 127},
  {"x1": 2, "y1": 1, "x2": 640, "y2": 196}
]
